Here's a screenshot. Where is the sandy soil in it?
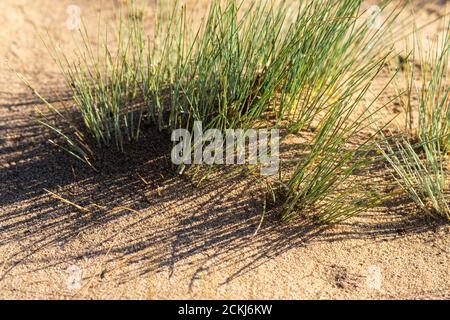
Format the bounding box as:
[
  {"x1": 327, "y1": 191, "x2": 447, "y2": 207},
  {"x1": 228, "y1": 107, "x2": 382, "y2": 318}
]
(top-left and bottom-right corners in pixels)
[{"x1": 0, "y1": 0, "x2": 449, "y2": 299}]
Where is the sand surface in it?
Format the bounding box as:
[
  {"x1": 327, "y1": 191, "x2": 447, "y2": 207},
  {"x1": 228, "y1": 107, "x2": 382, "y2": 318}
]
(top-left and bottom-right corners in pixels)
[{"x1": 0, "y1": 0, "x2": 449, "y2": 299}]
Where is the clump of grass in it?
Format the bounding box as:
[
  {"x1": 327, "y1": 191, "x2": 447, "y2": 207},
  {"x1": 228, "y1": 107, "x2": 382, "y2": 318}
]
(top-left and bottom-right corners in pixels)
[
  {"x1": 280, "y1": 56, "x2": 397, "y2": 223},
  {"x1": 42, "y1": 2, "x2": 148, "y2": 154},
  {"x1": 276, "y1": 1, "x2": 403, "y2": 223},
  {"x1": 398, "y1": 20, "x2": 450, "y2": 153},
  {"x1": 22, "y1": 0, "x2": 418, "y2": 224},
  {"x1": 415, "y1": 22, "x2": 450, "y2": 153},
  {"x1": 32, "y1": 1, "x2": 397, "y2": 153},
  {"x1": 379, "y1": 21, "x2": 449, "y2": 221},
  {"x1": 379, "y1": 134, "x2": 449, "y2": 220}
]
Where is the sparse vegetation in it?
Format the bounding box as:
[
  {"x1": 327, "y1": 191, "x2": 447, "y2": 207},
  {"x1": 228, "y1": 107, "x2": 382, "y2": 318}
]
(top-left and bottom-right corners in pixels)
[
  {"x1": 19, "y1": 0, "x2": 449, "y2": 224},
  {"x1": 379, "y1": 21, "x2": 449, "y2": 221}
]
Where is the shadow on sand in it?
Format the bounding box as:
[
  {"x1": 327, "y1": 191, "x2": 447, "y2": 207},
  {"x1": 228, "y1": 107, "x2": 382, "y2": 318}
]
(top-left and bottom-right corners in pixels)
[{"x1": 0, "y1": 89, "x2": 445, "y2": 293}]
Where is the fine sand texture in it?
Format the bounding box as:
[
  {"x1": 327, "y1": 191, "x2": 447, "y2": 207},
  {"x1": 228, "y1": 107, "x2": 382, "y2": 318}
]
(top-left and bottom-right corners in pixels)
[{"x1": 0, "y1": 0, "x2": 449, "y2": 299}]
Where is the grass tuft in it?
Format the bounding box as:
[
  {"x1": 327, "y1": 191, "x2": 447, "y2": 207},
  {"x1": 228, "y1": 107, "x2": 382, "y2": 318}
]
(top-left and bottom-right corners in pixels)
[
  {"x1": 19, "y1": 0, "x2": 449, "y2": 225},
  {"x1": 379, "y1": 20, "x2": 449, "y2": 221}
]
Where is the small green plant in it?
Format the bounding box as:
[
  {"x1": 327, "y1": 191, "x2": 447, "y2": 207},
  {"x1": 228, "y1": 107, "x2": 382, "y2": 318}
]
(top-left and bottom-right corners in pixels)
[
  {"x1": 416, "y1": 23, "x2": 450, "y2": 153},
  {"x1": 275, "y1": 1, "x2": 403, "y2": 223},
  {"x1": 280, "y1": 56, "x2": 396, "y2": 223},
  {"x1": 379, "y1": 134, "x2": 449, "y2": 220},
  {"x1": 379, "y1": 21, "x2": 449, "y2": 220}
]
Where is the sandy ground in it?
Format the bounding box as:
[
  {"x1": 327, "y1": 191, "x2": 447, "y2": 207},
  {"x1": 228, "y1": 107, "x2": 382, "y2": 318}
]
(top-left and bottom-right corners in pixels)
[{"x1": 0, "y1": 0, "x2": 449, "y2": 299}]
